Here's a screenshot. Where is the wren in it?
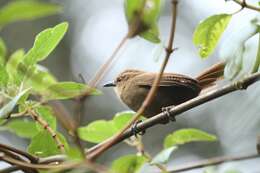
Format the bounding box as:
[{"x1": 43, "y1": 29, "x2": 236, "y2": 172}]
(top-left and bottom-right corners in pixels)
[{"x1": 104, "y1": 62, "x2": 225, "y2": 118}]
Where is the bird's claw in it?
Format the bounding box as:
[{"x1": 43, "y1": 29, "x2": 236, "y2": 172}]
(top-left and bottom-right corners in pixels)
[
  {"x1": 162, "y1": 106, "x2": 176, "y2": 122},
  {"x1": 131, "y1": 120, "x2": 145, "y2": 137}
]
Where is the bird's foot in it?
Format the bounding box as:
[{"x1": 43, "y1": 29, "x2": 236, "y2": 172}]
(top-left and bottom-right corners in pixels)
[
  {"x1": 131, "y1": 120, "x2": 145, "y2": 137},
  {"x1": 162, "y1": 106, "x2": 176, "y2": 123}
]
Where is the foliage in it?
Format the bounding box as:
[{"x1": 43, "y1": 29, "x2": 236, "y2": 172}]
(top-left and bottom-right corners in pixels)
[
  {"x1": 0, "y1": 1, "x2": 99, "y2": 159},
  {"x1": 193, "y1": 14, "x2": 231, "y2": 58},
  {"x1": 0, "y1": 0, "x2": 62, "y2": 29},
  {"x1": 124, "y1": 0, "x2": 162, "y2": 43}
]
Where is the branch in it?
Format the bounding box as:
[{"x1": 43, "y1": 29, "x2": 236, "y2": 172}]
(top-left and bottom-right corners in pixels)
[
  {"x1": 87, "y1": 72, "x2": 260, "y2": 154},
  {"x1": 0, "y1": 143, "x2": 38, "y2": 163},
  {"x1": 232, "y1": 0, "x2": 260, "y2": 12},
  {"x1": 169, "y1": 153, "x2": 259, "y2": 172},
  {"x1": 87, "y1": 0, "x2": 179, "y2": 160}
]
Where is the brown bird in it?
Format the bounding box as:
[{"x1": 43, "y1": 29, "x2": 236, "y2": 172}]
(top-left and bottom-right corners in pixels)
[{"x1": 104, "y1": 62, "x2": 225, "y2": 118}]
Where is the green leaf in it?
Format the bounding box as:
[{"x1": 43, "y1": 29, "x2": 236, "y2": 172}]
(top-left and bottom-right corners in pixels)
[
  {"x1": 193, "y1": 14, "x2": 231, "y2": 58},
  {"x1": 0, "y1": 64, "x2": 8, "y2": 87},
  {"x1": 78, "y1": 120, "x2": 117, "y2": 143},
  {"x1": 66, "y1": 147, "x2": 84, "y2": 161},
  {"x1": 150, "y1": 146, "x2": 177, "y2": 165},
  {"x1": 0, "y1": 88, "x2": 30, "y2": 118},
  {"x1": 35, "y1": 106, "x2": 56, "y2": 131},
  {"x1": 0, "y1": 0, "x2": 62, "y2": 27},
  {"x1": 139, "y1": 24, "x2": 160, "y2": 43},
  {"x1": 44, "y1": 82, "x2": 101, "y2": 100},
  {"x1": 2, "y1": 119, "x2": 38, "y2": 138},
  {"x1": 112, "y1": 154, "x2": 148, "y2": 173},
  {"x1": 24, "y1": 22, "x2": 68, "y2": 66},
  {"x1": 28, "y1": 131, "x2": 67, "y2": 157},
  {"x1": 113, "y1": 111, "x2": 134, "y2": 130},
  {"x1": 164, "y1": 128, "x2": 217, "y2": 149},
  {"x1": 6, "y1": 49, "x2": 25, "y2": 84},
  {"x1": 124, "y1": 0, "x2": 161, "y2": 42},
  {"x1": 0, "y1": 38, "x2": 7, "y2": 64},
  {"x1": 27, "y1": 65, "x2": 57, "y2": 92}
]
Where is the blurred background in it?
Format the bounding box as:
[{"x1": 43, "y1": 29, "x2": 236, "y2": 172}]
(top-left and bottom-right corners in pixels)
[{"x1": 1, "y1": 0, "x2": 260, "y2": 172}]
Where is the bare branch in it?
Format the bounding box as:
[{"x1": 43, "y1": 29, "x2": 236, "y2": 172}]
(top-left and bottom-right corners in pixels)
[
  {"x1": 169, "y1": 153, "x2": 259, "y2": 172},
  {"x1": 232, "y1": 0, "x2": 260, "y2": 12}
]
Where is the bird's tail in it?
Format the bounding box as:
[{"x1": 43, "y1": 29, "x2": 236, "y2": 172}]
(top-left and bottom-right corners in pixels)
[{"x1": 196, "y1": 61, "x2": 226, "y2": 89}]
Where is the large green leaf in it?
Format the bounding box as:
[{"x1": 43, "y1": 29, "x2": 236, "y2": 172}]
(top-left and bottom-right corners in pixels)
[
  {"x1": 44, "y1": 82, "x2": 101, "y2": 100},
  {"x1": 2, "y1": 119, "x2": 38, "y2": 138},
  {"x1": 150, "y1": 146, "x2": 177, "y2": 165},
  {"x1": 0, "y1": 37, "x2": 6, "y2": 64},
  {"x1": 111, "y1": 154, "x2": 148, "y2": 173},
  {"x1": 78, "y1": 120, "x2": 117, "y2": 143},
  {"x1": 164, "y1": 128, "x2": 217, "y2": 149},
  {"x1": 0, "y1": 0, "x2": 62, "y2": 27},
  {"x1": 193, "y1": 14, "x2": 231, "y2": 58},
  {"x1": 124, "y1": 0, "x2": 161, "y2": 42},
  {"x1": 24, "y1": 22, "x2": 68, "y2": 66},
  {"x1": 28, "y1": 131, "x2": 67, "y2": 157}
]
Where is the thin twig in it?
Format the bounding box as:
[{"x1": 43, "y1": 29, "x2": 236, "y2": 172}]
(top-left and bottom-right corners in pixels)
[
  {"x1": 28, "y1": 109, "x2": 65, "y2": 153},
  {"x1": 169, "y1": 153, "x2": 260, "y2": 172},
  {"x1": 87, "y1": 0, "x2": 179, "y2": 160},
  {"x1": 87, "y1": 71, "x2": 260, "y2": 154},
  {"x1": 232, "y1": 0, "x2": 260, "y2": 12}
]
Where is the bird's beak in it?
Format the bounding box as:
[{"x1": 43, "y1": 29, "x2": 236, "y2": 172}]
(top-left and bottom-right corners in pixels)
[{"x1": 103, "y1": 82, "x2": 116, "y2": 87}]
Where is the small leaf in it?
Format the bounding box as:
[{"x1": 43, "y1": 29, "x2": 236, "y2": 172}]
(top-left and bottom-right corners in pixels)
[
  {"x1": 78, "y1": 120, "x2": 117, "y2": 143},
  {"x1": 112, "y1": 154, "x2": 148, "y2": 173},
  {"x1": 44, "y1": 82, "x2": 101, "y2": 100},
  {"x1": 0, "y1": 88, "x2": 30, "y2": 118},
  {"x1": 0, "y1": 0, "x2": 62, "y2": 27},
  {"x1": 28, "y1": 131, "x2": 67, "y2": 157},
  {"x1": 0, "y1": 37, "x2": 7, "y2": 64},
  {"x1": 113, "y1": 111, "x2": 134, "y2": 130},
  {"x1": 24, "y1": 22, "x2": 68, "y2": 66},
  {"x1": 164, "y1": 128, "x2": 217, "y2": 149},
  {"x1": 150, "y1": 146, "x2": 177, "y2": 165},
  {"x1": 35, "y1": 106, "x2": 56, "y2": 131},
  {"x1": 2, "y1": 119, "x2": 38, "y2": 138},
  {"x1": 139, "y1": 24, "x2": 160, "y2": 43},
  {"x1": 193, "y1": 14, "x2": 231, "y2": 58},
  {"x1": 27, "y1": 65, "x2": 57, "y2": 92},
  {"x1": 0, "y1": 64, "x2": 8, "y2": 87},
  {"x1": 124, "y1": 0, "x2": 161, "y2": 43}
]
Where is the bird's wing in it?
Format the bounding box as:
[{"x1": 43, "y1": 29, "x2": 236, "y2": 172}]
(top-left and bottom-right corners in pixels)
[{"x1": 135, "y1": 73, "x2": 200, "y2": 90}]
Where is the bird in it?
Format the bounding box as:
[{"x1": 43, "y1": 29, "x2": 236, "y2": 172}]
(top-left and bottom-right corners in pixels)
[{"x1": 104, "y1": 62, "x2": 225, "y2": 118}]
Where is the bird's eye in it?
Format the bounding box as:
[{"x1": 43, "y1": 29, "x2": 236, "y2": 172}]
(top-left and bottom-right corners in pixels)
[{"x1": 117, "y1": 78, "x2": 122, "y2": 82}]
